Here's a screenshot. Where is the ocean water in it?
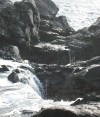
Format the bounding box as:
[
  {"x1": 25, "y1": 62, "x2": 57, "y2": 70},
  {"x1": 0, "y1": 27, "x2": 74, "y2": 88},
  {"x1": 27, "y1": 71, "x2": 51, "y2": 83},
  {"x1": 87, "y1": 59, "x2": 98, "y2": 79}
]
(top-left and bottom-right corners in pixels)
[{"x1": 52, "y1": 0, "x2": 100, "y2": 30}]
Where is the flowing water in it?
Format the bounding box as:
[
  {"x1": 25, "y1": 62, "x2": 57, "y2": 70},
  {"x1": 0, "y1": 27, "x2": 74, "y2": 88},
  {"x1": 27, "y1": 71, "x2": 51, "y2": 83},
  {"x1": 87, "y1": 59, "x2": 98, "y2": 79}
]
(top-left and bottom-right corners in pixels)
[
  {"x1": 0, "y1": 60, "x2": 75, "y2": 116},
  {"x1": 1, "y1": 0, "x2": 97, "y2": 116}
]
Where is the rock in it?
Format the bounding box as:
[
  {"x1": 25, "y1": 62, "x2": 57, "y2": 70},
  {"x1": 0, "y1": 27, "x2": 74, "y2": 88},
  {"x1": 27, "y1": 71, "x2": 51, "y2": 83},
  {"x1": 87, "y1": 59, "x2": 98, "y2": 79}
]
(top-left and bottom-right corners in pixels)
[
  {"x1": 0, "y1": 65, "x2": 9, "y2": 72},
  {"x1": 32, "y1": 103, "x2": 100, "y2": 117},
  {"x1": 85, "y1": 66, "x2": 100, "y2": 89},
  {"x1": 29, "y1": 43, "x2": 70, "y2": 65},
  {"x1": 86, "y1": 56, "x2": 100, "y2": 65},
  {"x1": 0, "y1": 45, "x2": 22, "y2": 62},
  {"x1": 39, "y1": 16, "x2": 74, "y2": 43},
  {"x1": 51, "y1": 16, "x2": 75, "y2": 36},
  {"x1": 34, "y1": 0, "x2": 59, "y2": 19},
  {"x1": 72, "y1": 94, "x2": 100, "y2": 105},
  {"x1": 0, "y1": 0, "x2": 40, "y2": 49},
  {"x1": 35, "y1": 64, "x2": 76, "y2": 100},
  {"x1": 35, "y1": 109, "x2": 78, "y2": 117},
  {"x1": 14, "y1": 0, "x2": 40, "y2": 45},
  {"x1": 8, "y1": 71, "x2": 19, "y2": 83},
  {"x1": 34, "y1": 56, "x2": 100, "y2": 100}
]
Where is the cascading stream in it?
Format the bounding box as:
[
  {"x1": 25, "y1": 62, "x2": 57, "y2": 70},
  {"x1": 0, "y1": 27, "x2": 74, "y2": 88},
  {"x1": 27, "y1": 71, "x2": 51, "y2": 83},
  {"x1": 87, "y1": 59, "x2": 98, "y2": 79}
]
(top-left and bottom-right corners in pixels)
[{"x1": 0, "y1": 60, "x2": 75, "y2": 116}]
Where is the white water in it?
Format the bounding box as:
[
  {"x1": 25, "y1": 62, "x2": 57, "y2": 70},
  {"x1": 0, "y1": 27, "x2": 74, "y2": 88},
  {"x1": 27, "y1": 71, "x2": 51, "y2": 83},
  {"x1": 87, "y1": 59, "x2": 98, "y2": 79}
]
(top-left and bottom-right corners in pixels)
[
  {"x1": 11, "y1": 0, "x2": 22, "y2": 3},
  {"x1": 0, "y1": 60, "x2": 75, "y2": 116}
]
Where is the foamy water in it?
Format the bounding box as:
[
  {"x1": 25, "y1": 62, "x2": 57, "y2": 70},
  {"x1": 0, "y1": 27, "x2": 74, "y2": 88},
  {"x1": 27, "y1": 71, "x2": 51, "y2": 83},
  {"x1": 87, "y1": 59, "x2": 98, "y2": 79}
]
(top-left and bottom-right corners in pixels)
[
  {"x1": 11, "y1": 0, "x2": 22, "y2": 3},
  {"x1": 0, "y1": 60, "x2": 75, "y2": 116}
]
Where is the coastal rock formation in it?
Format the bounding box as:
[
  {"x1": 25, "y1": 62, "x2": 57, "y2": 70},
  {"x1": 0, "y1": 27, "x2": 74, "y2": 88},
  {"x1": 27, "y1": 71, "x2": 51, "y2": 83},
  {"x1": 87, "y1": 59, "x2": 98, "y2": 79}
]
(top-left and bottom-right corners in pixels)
[
  {"x1": 0, "y1": 0, "x2": 40, "y2": 48},
  {"x1": 0, "y1": 0, "x2": 100, "y2": 117}
]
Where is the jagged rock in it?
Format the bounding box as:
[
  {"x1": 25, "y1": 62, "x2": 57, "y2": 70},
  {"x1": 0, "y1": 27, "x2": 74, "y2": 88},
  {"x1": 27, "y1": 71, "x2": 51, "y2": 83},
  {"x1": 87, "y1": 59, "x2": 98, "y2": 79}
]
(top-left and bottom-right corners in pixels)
[
  {"x1": 0, "y1": 0, "x2": 40, "y2": 48},
  {"x1": 39, "y1": 16, "x2": 74, "y2": 42},
  {"x1": 14, "y1": 0, "x2": 40, "y2": 45},
  {"x1": 8, "y1": 71, "x2": 19, "y2": 83},
  {"x1": 51, "y1": 16, "x2": 75, "y2": 36},
  {"x1": 34, "y1": 0, "x2": 59, "y2": 19},
  {"x1": 0, "y1": 45, "x2": 22, "y2": 62},
  {"x1": 0, "y1": 65, "x2": 9, "y2": 72}
]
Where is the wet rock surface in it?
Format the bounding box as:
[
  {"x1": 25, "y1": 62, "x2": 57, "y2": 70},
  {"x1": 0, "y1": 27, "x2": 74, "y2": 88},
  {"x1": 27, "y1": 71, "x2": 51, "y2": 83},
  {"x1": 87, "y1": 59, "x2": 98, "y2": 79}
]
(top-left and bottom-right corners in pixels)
[{"x1": 34, "y1": 56, "x2": 100, "y2": 100}]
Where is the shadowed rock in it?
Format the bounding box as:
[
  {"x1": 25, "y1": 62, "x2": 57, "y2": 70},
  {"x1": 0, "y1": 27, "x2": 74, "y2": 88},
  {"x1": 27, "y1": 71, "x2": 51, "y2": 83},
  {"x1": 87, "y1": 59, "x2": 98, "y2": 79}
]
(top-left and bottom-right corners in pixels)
[
  {"x1": 34, "y1": 109, "x2": 78, "y2": 117},
  {"x1": 34, "y1": 0, "x2": 59, "y2": 19},
  {"x1": 8, "y1": 71, "x2": 19, "y2": 83}
]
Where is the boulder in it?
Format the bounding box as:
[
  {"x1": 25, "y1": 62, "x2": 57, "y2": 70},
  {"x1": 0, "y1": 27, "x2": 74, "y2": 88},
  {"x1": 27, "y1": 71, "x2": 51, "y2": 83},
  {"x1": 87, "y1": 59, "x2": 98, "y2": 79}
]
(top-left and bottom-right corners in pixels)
[
  {"x1": 34, "y1": 0, "x2": 59, "y2": 19},
  {"x1": 51, "y1": 16, "x2": 75, "y2": 36},
  {"x1": 35, "y1": 109, "x2": 78, "y2": 117},
  {"x1": 0, "y1": 65, "x2": 9, "y2": 72},
  {"x1": 14, "y1": 0, "x2": 40, "y2": 45},
  {"x1": 8, "y1": 71, "x2": 19, "y2": 83},
  {"x1": 32, "y1": 103, "x2": 100, "y2": 117}
]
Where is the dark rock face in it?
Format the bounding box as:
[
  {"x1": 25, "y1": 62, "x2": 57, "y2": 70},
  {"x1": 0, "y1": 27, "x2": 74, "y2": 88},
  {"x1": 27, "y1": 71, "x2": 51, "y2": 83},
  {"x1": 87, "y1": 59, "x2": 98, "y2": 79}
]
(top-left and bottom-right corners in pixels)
[
  {"x1": 34, "y1": 56, "x2": 100, "y2": 100},
  {"x1": 0, "y1": 0, "x2": 40, "y2": 47},
  {"x1": 35, "y1": 64, "x2": 77, "y2": 100},
  {"x1": 35, "y1": 109, "x2": 78, "y2": 117},
  {"x1": 28, "y1": 44, "x2": 70, "y2": 64},
  {"x1": 34, "y1": 0, "x2": 59, "y2": 19},
  {"x1": 39, "y1": 17, "x2": 75, "y2": 43},
  {"x1": 14, "y1": 0, "x2": 40, "y2": 44},
  {"x1": 8, "y1": 71, "x2": 19, "y2": 83},
  {"x1": 52, "y1": 16, "x2": 75, "y2": 36},
  {"x1": 0, "y1": 65, "x2": 9, "y2": 72}
]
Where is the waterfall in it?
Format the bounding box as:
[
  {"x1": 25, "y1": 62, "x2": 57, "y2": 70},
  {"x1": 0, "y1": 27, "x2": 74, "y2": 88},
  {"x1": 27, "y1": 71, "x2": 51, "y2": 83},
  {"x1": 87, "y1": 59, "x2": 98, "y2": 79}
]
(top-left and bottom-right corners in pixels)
[
  {"x1": 45, "y1": 78, "x2": 48, "y2": 98},
  {"x1": 0, "y1": 60, "x2": 45, "y2": 116},
  {"x1": 67, "y1": 49, "x2": 75, "y2": 65}
]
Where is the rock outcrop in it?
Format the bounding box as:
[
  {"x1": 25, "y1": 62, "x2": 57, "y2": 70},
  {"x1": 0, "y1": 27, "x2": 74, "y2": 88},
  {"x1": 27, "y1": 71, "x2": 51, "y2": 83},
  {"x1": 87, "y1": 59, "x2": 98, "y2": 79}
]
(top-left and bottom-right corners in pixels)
[
  {"x1": 33, "y1": 101, "x2": 100, "y2": 117},
  {"x1": 0, "y1": 44, "x2": 22, "y2": 62},
  {"x1": 0, "y1": 0, "x2": 40, "y2": 48},
  {"x1": 34, "y1": 0, "x2": 59, "y2": 19},
  {"x1": 34, "y1": 56, "x2": 100, "y2": 100},
  {"x1": 0, "y1": 0, "x2": 100, "y2": 116}
]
